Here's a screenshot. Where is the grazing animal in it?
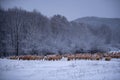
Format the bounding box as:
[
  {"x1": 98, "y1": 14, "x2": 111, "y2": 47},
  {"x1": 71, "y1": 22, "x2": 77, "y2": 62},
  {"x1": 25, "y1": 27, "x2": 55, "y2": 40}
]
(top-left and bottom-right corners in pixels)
[
  {"x1": 67, "y1": 55, "x2": 75, "y2": 61},
  {"x1": 45, "y1": 55, "x2": 62, "y2": 61},
  {"x1": 18, "y1": 55, "x2": 44, "y2": 60},
  {"x1": 9, "y1": 56, "x2": 19, "y2": 60},
  {"x1": 105, "y1": 57, "x2": 111, "y2": 61}
]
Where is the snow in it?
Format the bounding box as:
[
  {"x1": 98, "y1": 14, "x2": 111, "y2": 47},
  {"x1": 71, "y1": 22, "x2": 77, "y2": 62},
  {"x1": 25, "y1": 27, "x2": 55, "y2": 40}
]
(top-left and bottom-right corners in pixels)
[
  {"x1": 0, "y1": 58, "x2": 120, "y2": 80},
  {"x1": 109, "y1": 50, "x2": 120, "y2": 53}
]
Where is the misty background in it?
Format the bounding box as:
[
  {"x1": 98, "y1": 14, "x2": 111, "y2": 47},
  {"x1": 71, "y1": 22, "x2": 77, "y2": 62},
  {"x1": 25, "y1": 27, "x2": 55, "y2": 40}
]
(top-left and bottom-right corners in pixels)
[{"x1": 0, "y1": 0, "x2": 120, "y2": 56}]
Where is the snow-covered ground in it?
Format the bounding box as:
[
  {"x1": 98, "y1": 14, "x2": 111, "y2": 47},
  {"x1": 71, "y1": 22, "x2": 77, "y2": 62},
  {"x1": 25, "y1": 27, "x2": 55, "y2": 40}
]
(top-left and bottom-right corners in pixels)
[{"x1": 0, "y1": 58, "x2": 120, "y2": 80}]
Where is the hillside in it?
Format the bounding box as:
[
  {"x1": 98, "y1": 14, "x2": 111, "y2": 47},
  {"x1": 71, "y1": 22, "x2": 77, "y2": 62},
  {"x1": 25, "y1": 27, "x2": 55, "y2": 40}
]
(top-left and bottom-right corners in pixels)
[{"x1": 74, "y1": 16, "x2": 120, "y2": 28}]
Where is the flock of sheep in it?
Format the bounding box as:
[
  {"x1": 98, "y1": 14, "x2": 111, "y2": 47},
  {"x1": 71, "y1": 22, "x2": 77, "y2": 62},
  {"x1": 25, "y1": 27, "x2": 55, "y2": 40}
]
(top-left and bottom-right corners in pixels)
[{"x1": 8, "y1": 52, "x2": 120, "y2": 61}]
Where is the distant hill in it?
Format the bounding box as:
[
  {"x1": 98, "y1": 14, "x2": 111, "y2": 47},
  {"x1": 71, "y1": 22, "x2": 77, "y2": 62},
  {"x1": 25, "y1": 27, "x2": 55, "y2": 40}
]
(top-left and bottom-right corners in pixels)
[{"x1": 74, "y1": 17, "x2": 120, "y2": 29}]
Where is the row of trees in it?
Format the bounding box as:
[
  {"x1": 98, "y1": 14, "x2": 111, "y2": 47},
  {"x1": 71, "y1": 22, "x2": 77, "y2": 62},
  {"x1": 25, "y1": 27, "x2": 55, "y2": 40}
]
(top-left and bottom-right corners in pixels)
[{"x1": 0, "y1": 8, "x2": 120, "y2": 57}]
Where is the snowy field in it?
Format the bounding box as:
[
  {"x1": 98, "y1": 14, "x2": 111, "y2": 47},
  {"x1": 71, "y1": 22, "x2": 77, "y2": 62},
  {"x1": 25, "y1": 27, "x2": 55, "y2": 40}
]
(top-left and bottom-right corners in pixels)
[{"x1": 0, "y1": 58, "x2": 120, "y2": 80}]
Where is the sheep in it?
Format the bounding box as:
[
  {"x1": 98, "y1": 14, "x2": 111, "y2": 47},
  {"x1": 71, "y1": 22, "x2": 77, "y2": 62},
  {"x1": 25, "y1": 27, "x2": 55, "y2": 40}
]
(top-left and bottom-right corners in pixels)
[
  {"x1": 45, "y1": 55, "x2": 62, "y2": 61},
  {"x1": 67, "y1": 55, "x2": 75, "y2": 61},
  {"x1": 105, "y1": 57, "x2": 111, "y2": 61},
  {"x1": 9, "y1": 56, "x2": 19, "y2": 60}
]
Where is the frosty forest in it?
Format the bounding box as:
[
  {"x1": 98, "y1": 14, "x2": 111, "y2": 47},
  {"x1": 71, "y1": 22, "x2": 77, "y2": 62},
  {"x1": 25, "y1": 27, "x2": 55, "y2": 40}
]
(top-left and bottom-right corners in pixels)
[{"x1": 0, "y1": 8, "x2": 120, "y2": 57}]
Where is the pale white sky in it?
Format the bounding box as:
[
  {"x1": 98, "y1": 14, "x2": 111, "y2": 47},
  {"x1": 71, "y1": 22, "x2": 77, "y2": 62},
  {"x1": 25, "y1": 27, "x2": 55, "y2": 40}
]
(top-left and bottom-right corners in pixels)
[{"x1": 0, "y1": 0, "x2": 120, "y2": 21}]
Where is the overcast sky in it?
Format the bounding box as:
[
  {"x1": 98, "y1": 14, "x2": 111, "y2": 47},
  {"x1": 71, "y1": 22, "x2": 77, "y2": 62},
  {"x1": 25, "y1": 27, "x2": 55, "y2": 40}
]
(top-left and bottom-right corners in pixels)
[{"x1": 0, "y1": 0, "x2": 120, "y2": 21}]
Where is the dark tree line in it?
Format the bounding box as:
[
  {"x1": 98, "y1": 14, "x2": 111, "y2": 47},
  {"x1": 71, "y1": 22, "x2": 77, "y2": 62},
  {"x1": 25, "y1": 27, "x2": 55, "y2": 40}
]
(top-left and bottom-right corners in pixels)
[{"x1": 0, "y1": 8, "x2": 120, "y2": 57}]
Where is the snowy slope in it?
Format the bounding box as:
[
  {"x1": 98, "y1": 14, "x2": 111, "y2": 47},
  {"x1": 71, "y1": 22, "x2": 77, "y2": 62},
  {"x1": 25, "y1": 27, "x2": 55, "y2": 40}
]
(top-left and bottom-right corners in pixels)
[
  {"x1": 74, "y1": 17, "x2": 120, "y2": 28},
  {"x1": 0, "y1": 59, "x2": 120, "y2": 80}
]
